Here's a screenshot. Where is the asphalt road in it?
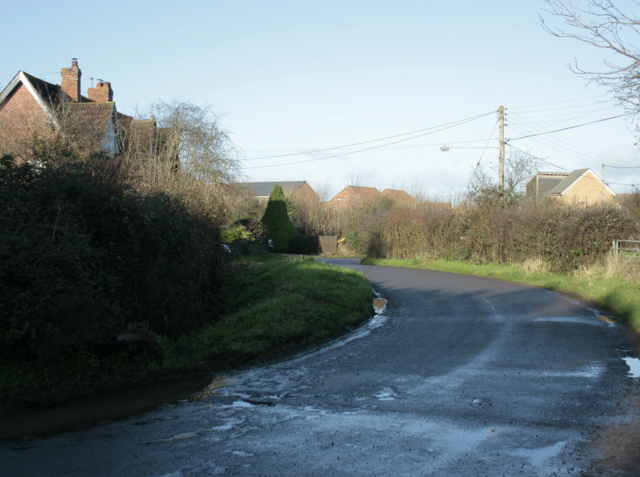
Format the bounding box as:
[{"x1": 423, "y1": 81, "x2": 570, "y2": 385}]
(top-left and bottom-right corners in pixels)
[{"x1": 2, "y1": 258, "x2": 640, "y2": 476}]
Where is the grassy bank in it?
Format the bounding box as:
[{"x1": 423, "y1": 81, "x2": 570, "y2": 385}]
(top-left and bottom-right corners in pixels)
[
  {"x1": 177, "y1": 254, "x2": 374, "y2": 365},
  {"x1": 0, "y1": 255, "x2": 373, "y2": 413},
  {"x1": 362, "y1": 256, "x2": 640, "y2": 332}
]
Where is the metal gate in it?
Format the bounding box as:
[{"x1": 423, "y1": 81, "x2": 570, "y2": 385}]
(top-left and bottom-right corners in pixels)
[{"x1": 614, "y1": 239, "x2": 640, "y2": 263}]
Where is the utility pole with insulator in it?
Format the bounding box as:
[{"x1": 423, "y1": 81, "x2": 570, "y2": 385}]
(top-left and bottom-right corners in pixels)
[{"x1": 498, "y1": 105, "x2": 505, "y2": 197}]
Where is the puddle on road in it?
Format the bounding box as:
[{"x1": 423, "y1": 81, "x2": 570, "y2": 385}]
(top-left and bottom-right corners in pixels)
[
  {"x1": 598, "y1": 315, "x2": 617, "y2": 324},
  {"x1": 373, "y1": 298, "x2": 387, "y2": 314},
  {"x1": 512, "y1": 441, "x2": 567, "y2": 468},
  {"x1": 0, "y1": 373, "x2": 214, "y2": 443},
  {"x1": 373, "y1": 387, "x2": 398, "y2": 401},
  {"x1": 533, "y1": 316, "x2": 605, "y2": 326},
  {"x1": 623, "y1": 357, "x2": 640, "y2": 378},
  {"x1": 2, "y1": 296, "x2": 391, "y2": 443},
  {"x1": 189, "y1": 377, "x2": 228, "y2": 402}
]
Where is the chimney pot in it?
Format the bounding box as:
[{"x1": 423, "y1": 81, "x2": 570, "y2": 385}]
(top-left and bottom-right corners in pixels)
[
  {"x1": 61, "y1": 59, "x2": 82, "y2": 102},
  {"x1": 88, "y1": 80, "x2": 113, "y2": 102}
]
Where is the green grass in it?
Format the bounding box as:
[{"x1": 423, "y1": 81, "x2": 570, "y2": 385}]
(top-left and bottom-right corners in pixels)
[
  {"x1": 362, "y1": 257, "x2": 640, "y2": 332},
  {"x1": 191, "y1": 255, "x2": 373, "y2": 364},
  {"x1": 0, "y1": 255, "x2": 373, "y2": 411}
]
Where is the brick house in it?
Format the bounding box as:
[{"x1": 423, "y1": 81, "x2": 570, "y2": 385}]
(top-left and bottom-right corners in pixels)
[
  {"x1": 239, "y1": 181, "x2": 320, "y2": 203},
  {"x1": 328, "y1": 185, "x2": 380, "y2": 209},
  {"x1": 525, "y1": 169, "x2": 615, "y2": 205},
  {"x1": 0, "y1": 59, "x2": 157, "y2": 161},
  {"x1": 380, "y1": 188, "x2": 415, "y2": 206}
]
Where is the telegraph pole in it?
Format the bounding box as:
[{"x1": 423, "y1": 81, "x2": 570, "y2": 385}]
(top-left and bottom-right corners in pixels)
[
  {"x1": 602, "y1": 163, "x2": 605, "y2": 205},
  {"x1": 498, "y1": 105, "x2": 505, "y2": 196},
  {"x1": 440, "y1": 106, "x2": 506, "y2": 196}
]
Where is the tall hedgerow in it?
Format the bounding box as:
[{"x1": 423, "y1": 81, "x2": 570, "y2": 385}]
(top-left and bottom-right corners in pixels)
[
  {"x1": 261, "y1": 185, "x2": 299, "y2": 253},
  {"x1": 0, "y1": 154, "x2": 227, "y2": 366},
  {"x1": 359, "y1": 200, "x2": 639, "y2": 272}
]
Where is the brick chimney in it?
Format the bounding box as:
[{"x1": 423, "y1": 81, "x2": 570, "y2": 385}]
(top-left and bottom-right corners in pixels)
[
  {"x1": 88, "y1": 80, "x2": 114, "y2": 102},
  {"x1": 61, "y1": 58, "x2": 82, "y2": 102}
]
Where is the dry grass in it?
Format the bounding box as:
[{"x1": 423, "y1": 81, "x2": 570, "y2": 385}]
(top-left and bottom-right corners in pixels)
[
  {"x1": 518, "y1": 256, "x2": 551, "y2": 275},
  {"x1": 573, "y1": 253, "x2": 640, "y2": 282}
]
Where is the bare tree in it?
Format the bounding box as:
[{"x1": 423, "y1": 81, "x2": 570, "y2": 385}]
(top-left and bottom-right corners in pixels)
[
  {"x1": 505, "y1": 149, "x2": 546, "y2": 194},
  {"x1": 541, "y1": 0, "x2": 640, "y2": 125},
  {"x1": 467, "y1": 149, "x2": 544, "y2": 205},
  {"x1": 303, "y1": 183, "x2": 336, "y2": 235},
  {"x1": 140, "y1": 100, "x2": 240, "y2": 185}
]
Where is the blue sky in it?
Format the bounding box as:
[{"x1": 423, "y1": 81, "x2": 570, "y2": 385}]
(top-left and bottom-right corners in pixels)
[{"x1": 3, "y1": 1, "x2": 640, "y2": 198}]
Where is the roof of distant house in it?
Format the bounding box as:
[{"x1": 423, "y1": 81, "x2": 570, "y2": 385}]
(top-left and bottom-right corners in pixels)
[
  {"x1": 239, "y1": 181, "x2": 310, "y2": 197},
  {"x1": 381, "y1": 189, "x2": 414, "y2": 203},
  {"x1": 0, "y1": 65, "x2": 131, "y2": 153},
  {"x1": 547, "y1": 169, "x2": 590, "y2": 195},
  {"x1": 330, "y1": 185, "x2": 380, "y2": 202},
  {"x1": 526, "y1": 168, "x2": 616, "y2": 198},
  {"x1": 524, "y1": 171, "x2": 568, "y2": 196}
]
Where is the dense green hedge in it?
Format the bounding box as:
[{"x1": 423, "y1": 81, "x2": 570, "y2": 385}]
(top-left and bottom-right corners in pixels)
[
  {"x1": 288, "y1": 235, "x2": 320, "y2": 255},
  {"x1": 0, "y1": 156, "x2": 227, "y2": 366},
  {"x1": 352, "y1": 200, "x2": 639, "y2": 272}
]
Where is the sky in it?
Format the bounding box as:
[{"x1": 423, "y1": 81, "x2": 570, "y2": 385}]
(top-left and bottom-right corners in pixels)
[{"x1": 3, "y1": 0, "x2": 640, "y2": 200}]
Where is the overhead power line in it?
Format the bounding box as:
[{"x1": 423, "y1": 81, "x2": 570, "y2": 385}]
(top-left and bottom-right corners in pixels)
[
  {"x1": 244, "y1": 110, "x2": 495, "y2": 169},
  {"x1": 508, "y1": 114, "x2": 626, "y2": 141},
  {"x1": 604, "y1": 164, "x2": 640, "y2": 169},
  {"x1": 509, "y1": 94, "x2": 611, "y2": 111},
  {"x1": 506, "y1": 144, "x2": 568, "y2": 171}
]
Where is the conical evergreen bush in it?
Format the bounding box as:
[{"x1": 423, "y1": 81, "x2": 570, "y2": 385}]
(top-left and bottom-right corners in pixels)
[{"x1": 261, "y1": 184, "x2": 299, "y2": 253}]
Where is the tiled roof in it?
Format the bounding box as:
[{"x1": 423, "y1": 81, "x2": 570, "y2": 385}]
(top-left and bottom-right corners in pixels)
[
  {"x1": 20, "y1": 72, "x2": 62, "y2": 104},
  {"x1": 525, "y1": 171, "x2": 569, "y2": 197},
  {"x1": 381, "y1": 189, "x2": 414, "y2": 203},
  {"x1": 64, "y1": 102, "x2": 114, "y2": 124},
  {"x1": 240, "y1": 181, "x2": 308, "y2": 197},
  {"x1": 537, "y1": 176, "x2": 567, "y2": 196},
  {"x1": 331, "y1": 186, "x2": 380, "y2": 202},
  {"x1": 0, "y1": 70, "x2": 97, "y2": 111},
  {"x1": 18, "y1": 71, "x2": 92, "y2": 104},
  {"x1": 548, "y1": 169, "x2": 590, "y2": 195},
  {"x1": 57, "y1": 102, "x2": 121, "y2": 155},
  {"x1": 1, "y1": 64, "x2": 161, "y2": 159},
  {"x1": 527, "y1": 168, "x2": 616, "y2": 200},
  {"x1": 62, "y1": 102, "x2": 115, "y2": 149}
]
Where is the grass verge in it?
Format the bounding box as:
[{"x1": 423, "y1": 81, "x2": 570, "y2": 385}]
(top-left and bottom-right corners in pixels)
[
  {"x1": 0, "y1": 255, "x2": 373, "y2": 414},
  {"x1": 361, "y1": 256, "x2": 640, "y2": 333}
]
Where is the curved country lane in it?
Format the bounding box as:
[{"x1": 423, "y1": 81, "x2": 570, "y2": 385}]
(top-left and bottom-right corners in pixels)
[{"x1": 2, "y1": 258, "x2": 639, "y2": 476}]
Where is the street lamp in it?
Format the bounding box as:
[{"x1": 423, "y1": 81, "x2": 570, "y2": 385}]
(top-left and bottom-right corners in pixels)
[{"x1": 440, "y1": 105, "x2": 505, "y2": 196}]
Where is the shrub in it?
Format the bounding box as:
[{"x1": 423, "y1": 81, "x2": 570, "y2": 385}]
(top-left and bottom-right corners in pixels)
[
  {"x1": 359, "y1": 200, "x2": 639, "y2": 273},
  {"x1": 0, "y1": 155, "x2": 227, "y2": 365},
  {"x1": 221, "y1": 224, "x2": 254, "y2": 243},
  {"x1": 288, "y1": 235, "x2": 320, "y2": 255},
  {"x1": 221, "y1": 218, "x2": 266, "y2": 244},
  {"x1": 618, "y1": 187, "x2": 640, "y2": 221},
  {"x1": 261, "y1": 185, "x2": 298, "y2": 253}
]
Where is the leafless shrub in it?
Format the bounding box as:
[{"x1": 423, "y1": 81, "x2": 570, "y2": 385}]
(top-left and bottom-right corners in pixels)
[
  {"x1": 617, "y1": 187, "x2": 640, "y2": 220},
  {"x1": 357, "y1": 195, "x2": 639, "y2": 273}
]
